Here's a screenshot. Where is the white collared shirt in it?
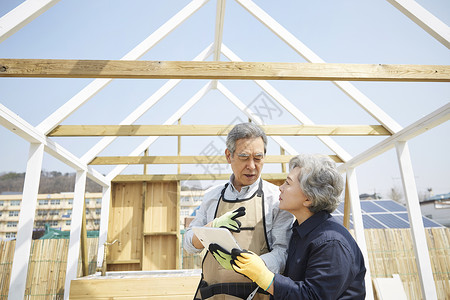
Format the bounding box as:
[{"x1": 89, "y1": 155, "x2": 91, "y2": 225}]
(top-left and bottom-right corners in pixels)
[{"x1": 183, "y1": 175, "x2": 294, "y2": 274}]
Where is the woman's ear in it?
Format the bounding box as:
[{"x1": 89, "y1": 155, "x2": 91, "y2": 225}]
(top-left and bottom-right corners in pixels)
[{"x1": 303, "y1": 198, "x2": 312, "y2": 208}]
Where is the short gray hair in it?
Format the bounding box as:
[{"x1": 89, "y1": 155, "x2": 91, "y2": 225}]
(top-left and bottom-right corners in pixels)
[
  {"x1": 226, "y1": 123, "x2": 267, "y2": 156},
  {"x1": 289, "y1": 154, "x2": 343, "y2": 213}
]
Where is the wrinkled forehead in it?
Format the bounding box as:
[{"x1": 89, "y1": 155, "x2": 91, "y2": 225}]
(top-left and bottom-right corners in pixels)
[{"x1": 234, "y1": 137, "x2": 265, "y2": 153}]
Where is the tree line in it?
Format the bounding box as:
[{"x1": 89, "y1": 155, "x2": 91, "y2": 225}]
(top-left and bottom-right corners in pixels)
[{"x1": 0, "y1": 171, "x2": 102, "y2": 194}]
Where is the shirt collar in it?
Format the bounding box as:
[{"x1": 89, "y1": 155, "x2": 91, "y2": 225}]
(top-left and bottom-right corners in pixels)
[
  {"x1": 227, "y1": 174, "x2": 261, "y2": 197},
  {"x1": 292, "y1": 210, "x2": 330, "y2": 239}
]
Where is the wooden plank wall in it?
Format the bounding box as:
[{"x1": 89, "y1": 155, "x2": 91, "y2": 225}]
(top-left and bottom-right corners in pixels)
[{"x1": 108, "y1": 181, "x2": 180, "y2": 271}]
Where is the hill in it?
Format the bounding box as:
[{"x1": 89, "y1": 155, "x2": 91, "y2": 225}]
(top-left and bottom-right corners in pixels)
[{"x1": 0, "y1": 171, "x2": 102, "y2": 194}]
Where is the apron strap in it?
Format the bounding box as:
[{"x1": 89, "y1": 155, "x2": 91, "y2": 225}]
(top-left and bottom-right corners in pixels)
[{"x1": 199, "y1": 282, "x2": 265, "y2": 299}]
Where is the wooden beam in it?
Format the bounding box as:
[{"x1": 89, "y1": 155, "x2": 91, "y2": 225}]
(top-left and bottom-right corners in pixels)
[
  {"x1": 90, "y1": 154, "x2": 343, "y2": 165},
  {"x1": 343, "y1": 174, "x2": 351, "y2": 230},
  {"x1": 48, "y1": 124, "x2": 391, "y2": 137},
  {"x1": 112, "y1": 173, "x2": 289, "y2": 182},
  {"x1": 1, "y1": 59, "x2": 449, "y2": 81}
]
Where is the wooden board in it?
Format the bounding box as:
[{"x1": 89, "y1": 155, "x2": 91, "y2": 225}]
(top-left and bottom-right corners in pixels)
[
  {"x1": 49, "y1": 124, "x2": 391, "y2": 137},
  {"x1": 69, "y1": 275, "x2": 200, "y2": 299},
  {"x1": 108, "y1": 182, "x2": 144, "y2": 269},
  {"x1": 144, "y1": 182, "x2": 178, "y2": 233},
  {"x1": 1, "y1": 59, "x2": 449, "y2": 82}
]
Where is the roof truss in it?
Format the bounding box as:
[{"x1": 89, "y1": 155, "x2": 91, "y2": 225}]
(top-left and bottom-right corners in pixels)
[{"x1": 1, "y1": 0, "x2": 448, "y2": 299}]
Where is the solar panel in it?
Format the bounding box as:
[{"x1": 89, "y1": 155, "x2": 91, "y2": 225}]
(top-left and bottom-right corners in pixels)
[
  {"x1": 422, "y1": 217, "x2": 443, "y2": 228},
  {"x1": 371, "y1": 213, "x2": 409, "y2": 228},
  {"x1": 395, "y1": 213, "x2": 408, "y2": 222},
  {"x1": 362, "y1": 215, "x2": 385, "y2": 229},
  {"x1": 328, "y1": 200, "x2": 445, "y2": 229},
  {"x1": 360, "y1": 201, "x2": 387, "y2": 213},
  {"x1": 395, "y1": 213, "x2": 443, "y2": 228},
  {"x1": 376, "y1": 200, "x2": 407, "y2": 212}
]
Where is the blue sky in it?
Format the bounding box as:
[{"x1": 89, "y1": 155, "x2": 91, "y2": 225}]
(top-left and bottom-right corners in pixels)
[{"x1": 0, "y1": 0, "x2": 449, "y2": 197}]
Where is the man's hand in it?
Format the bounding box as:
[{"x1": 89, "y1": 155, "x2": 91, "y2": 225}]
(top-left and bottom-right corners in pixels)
[
  {"x1": 231, "y1": 248, "x2": 274, "y2": 291},
  {"x1": 209, "y1": 243, "x2": 233, "y2": 270},
  {"x1": 212, "y1": 206, "x2": 246, "y2": 232}
]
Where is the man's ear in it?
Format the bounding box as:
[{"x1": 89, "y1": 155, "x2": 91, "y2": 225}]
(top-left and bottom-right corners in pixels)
[{"x1": 225, "y1": 149, "x2": 232, "y2": 164}]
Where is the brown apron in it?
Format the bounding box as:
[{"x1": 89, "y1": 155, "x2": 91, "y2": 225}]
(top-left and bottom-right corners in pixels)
[{"x1": 194, "y1": 180, "x2": 271, "y2": 300}]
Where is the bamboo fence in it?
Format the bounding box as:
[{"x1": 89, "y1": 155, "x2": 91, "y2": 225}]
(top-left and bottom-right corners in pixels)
[
  {"x1": 0, "y1": 238, "x2": 98, "y2": 299},
  {"x1": 0, "y1": 228, "x2": 449, "y2": 299}
]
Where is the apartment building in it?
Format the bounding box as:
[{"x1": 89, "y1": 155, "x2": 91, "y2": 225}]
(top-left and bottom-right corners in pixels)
[
  {"x1": 179, "y1": 190, "x2": 204, "y2": 229},
  {"x1": 0, "y1": 192, "x2": 102, "y2": 240}
]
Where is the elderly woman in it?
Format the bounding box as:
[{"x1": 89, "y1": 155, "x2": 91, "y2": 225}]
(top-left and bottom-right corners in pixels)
[{"x1": 231, "y1": 154, "x2": 366, "y2": 300}]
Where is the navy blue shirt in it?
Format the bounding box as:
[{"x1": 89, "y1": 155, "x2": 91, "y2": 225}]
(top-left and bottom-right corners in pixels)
[{"x1": 273, "y1": 211, "x2": 366, "y2": 300}]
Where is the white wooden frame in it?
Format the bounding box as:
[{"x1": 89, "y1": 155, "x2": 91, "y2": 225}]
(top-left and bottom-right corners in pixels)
[
  {"x1": 386, "y1": 0, "x2": 450, "y2": 49},
  {"x1": 0, "y1": 0, "x2": 448, "y2": 299},
  {"x1": 7, "y1": 143, "x2": 44, "y2": 300},
  {"x1": 63, "y1": 170, "x2": 87, "y2": 300},
  {"x1": 0, "y1": 0, "x2": 61, "y2": 43}
]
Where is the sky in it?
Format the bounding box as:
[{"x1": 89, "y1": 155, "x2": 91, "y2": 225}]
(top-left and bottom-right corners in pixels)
[{"x1": 0, "y1": 0, "x2": 449, "y2": 198}]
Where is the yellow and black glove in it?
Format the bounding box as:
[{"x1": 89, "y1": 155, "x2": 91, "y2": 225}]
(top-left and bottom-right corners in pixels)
[
  {"x1": 209, "y1": 243, "x2": 233, "y2": 270},
  {"x1": 212, "y1": 206, "x2": 246, "y2": 232},
  {"x1": 231, "y1": 248, "x2": 274, "y2": 291}
]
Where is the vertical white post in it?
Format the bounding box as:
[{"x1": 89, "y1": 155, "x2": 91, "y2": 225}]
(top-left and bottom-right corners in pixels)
[
  {"x1": 395, "y1": 141, "x2": 437, "y2": 299},
  {"x1": 346, "y1": 168, "x2": 374, "y2": 300},
  {"x1": 96, "y1": 185, "x2": 111, "y2": 270},
  {"x1": 63, "y1": 170, "x2": 87, "y2": 300},
  {"x1": 8, "y1": 143, "x2": 44, "y2": 299}
]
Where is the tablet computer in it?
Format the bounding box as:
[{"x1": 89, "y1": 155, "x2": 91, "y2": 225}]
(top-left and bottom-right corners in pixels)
[{"x1": 193, "y1": 227, "x2": 241, "y2": 253}]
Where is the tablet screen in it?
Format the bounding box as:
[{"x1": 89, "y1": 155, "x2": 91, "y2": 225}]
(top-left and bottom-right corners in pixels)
[{"x1": 193, "y1": 227, "x2": 241, "y2": 253}]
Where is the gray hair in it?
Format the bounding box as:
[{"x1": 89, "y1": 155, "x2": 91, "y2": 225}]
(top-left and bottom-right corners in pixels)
[
  {"x1": 289, "y1": 154, "x2": 343, "y2": 213},
  {"x1": 226, "y1": 123, "x2": 267, "y2": 156}
]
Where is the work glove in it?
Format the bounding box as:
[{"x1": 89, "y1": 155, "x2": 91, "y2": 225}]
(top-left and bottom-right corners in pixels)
[
  {"x1": 209, "y1": 243, "x2": 233, "y2": 270},
  {"x1": 231, "y1": 248, "x2": 275, "y2": 291},
  {"x1": 212, "y1": 206, "x2": 246, "y2": 232}
]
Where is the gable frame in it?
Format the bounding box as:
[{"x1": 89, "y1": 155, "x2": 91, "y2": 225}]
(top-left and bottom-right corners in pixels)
[{"x1": 0, "y1": 0, "x2": 448, "y2": 299}]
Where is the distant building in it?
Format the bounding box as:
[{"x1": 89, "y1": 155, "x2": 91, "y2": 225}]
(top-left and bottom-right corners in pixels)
[
  {"x1": 420, "y1": 193, "x2": 450, "y2": 227},
  {"x1": 0, "y1": 192, "x2": 102, "y2": 240},
  {"x1": 180, "y1": 190, "x2": 204, "y2": 229},
  {"x1": 359, "y1": 193, "x2": 382, "y2": 200}
]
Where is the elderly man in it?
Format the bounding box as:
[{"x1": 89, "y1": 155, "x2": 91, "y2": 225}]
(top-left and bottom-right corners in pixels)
[{"x1": 183, "y1": 122, "x2": 293, "y2": 300}]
